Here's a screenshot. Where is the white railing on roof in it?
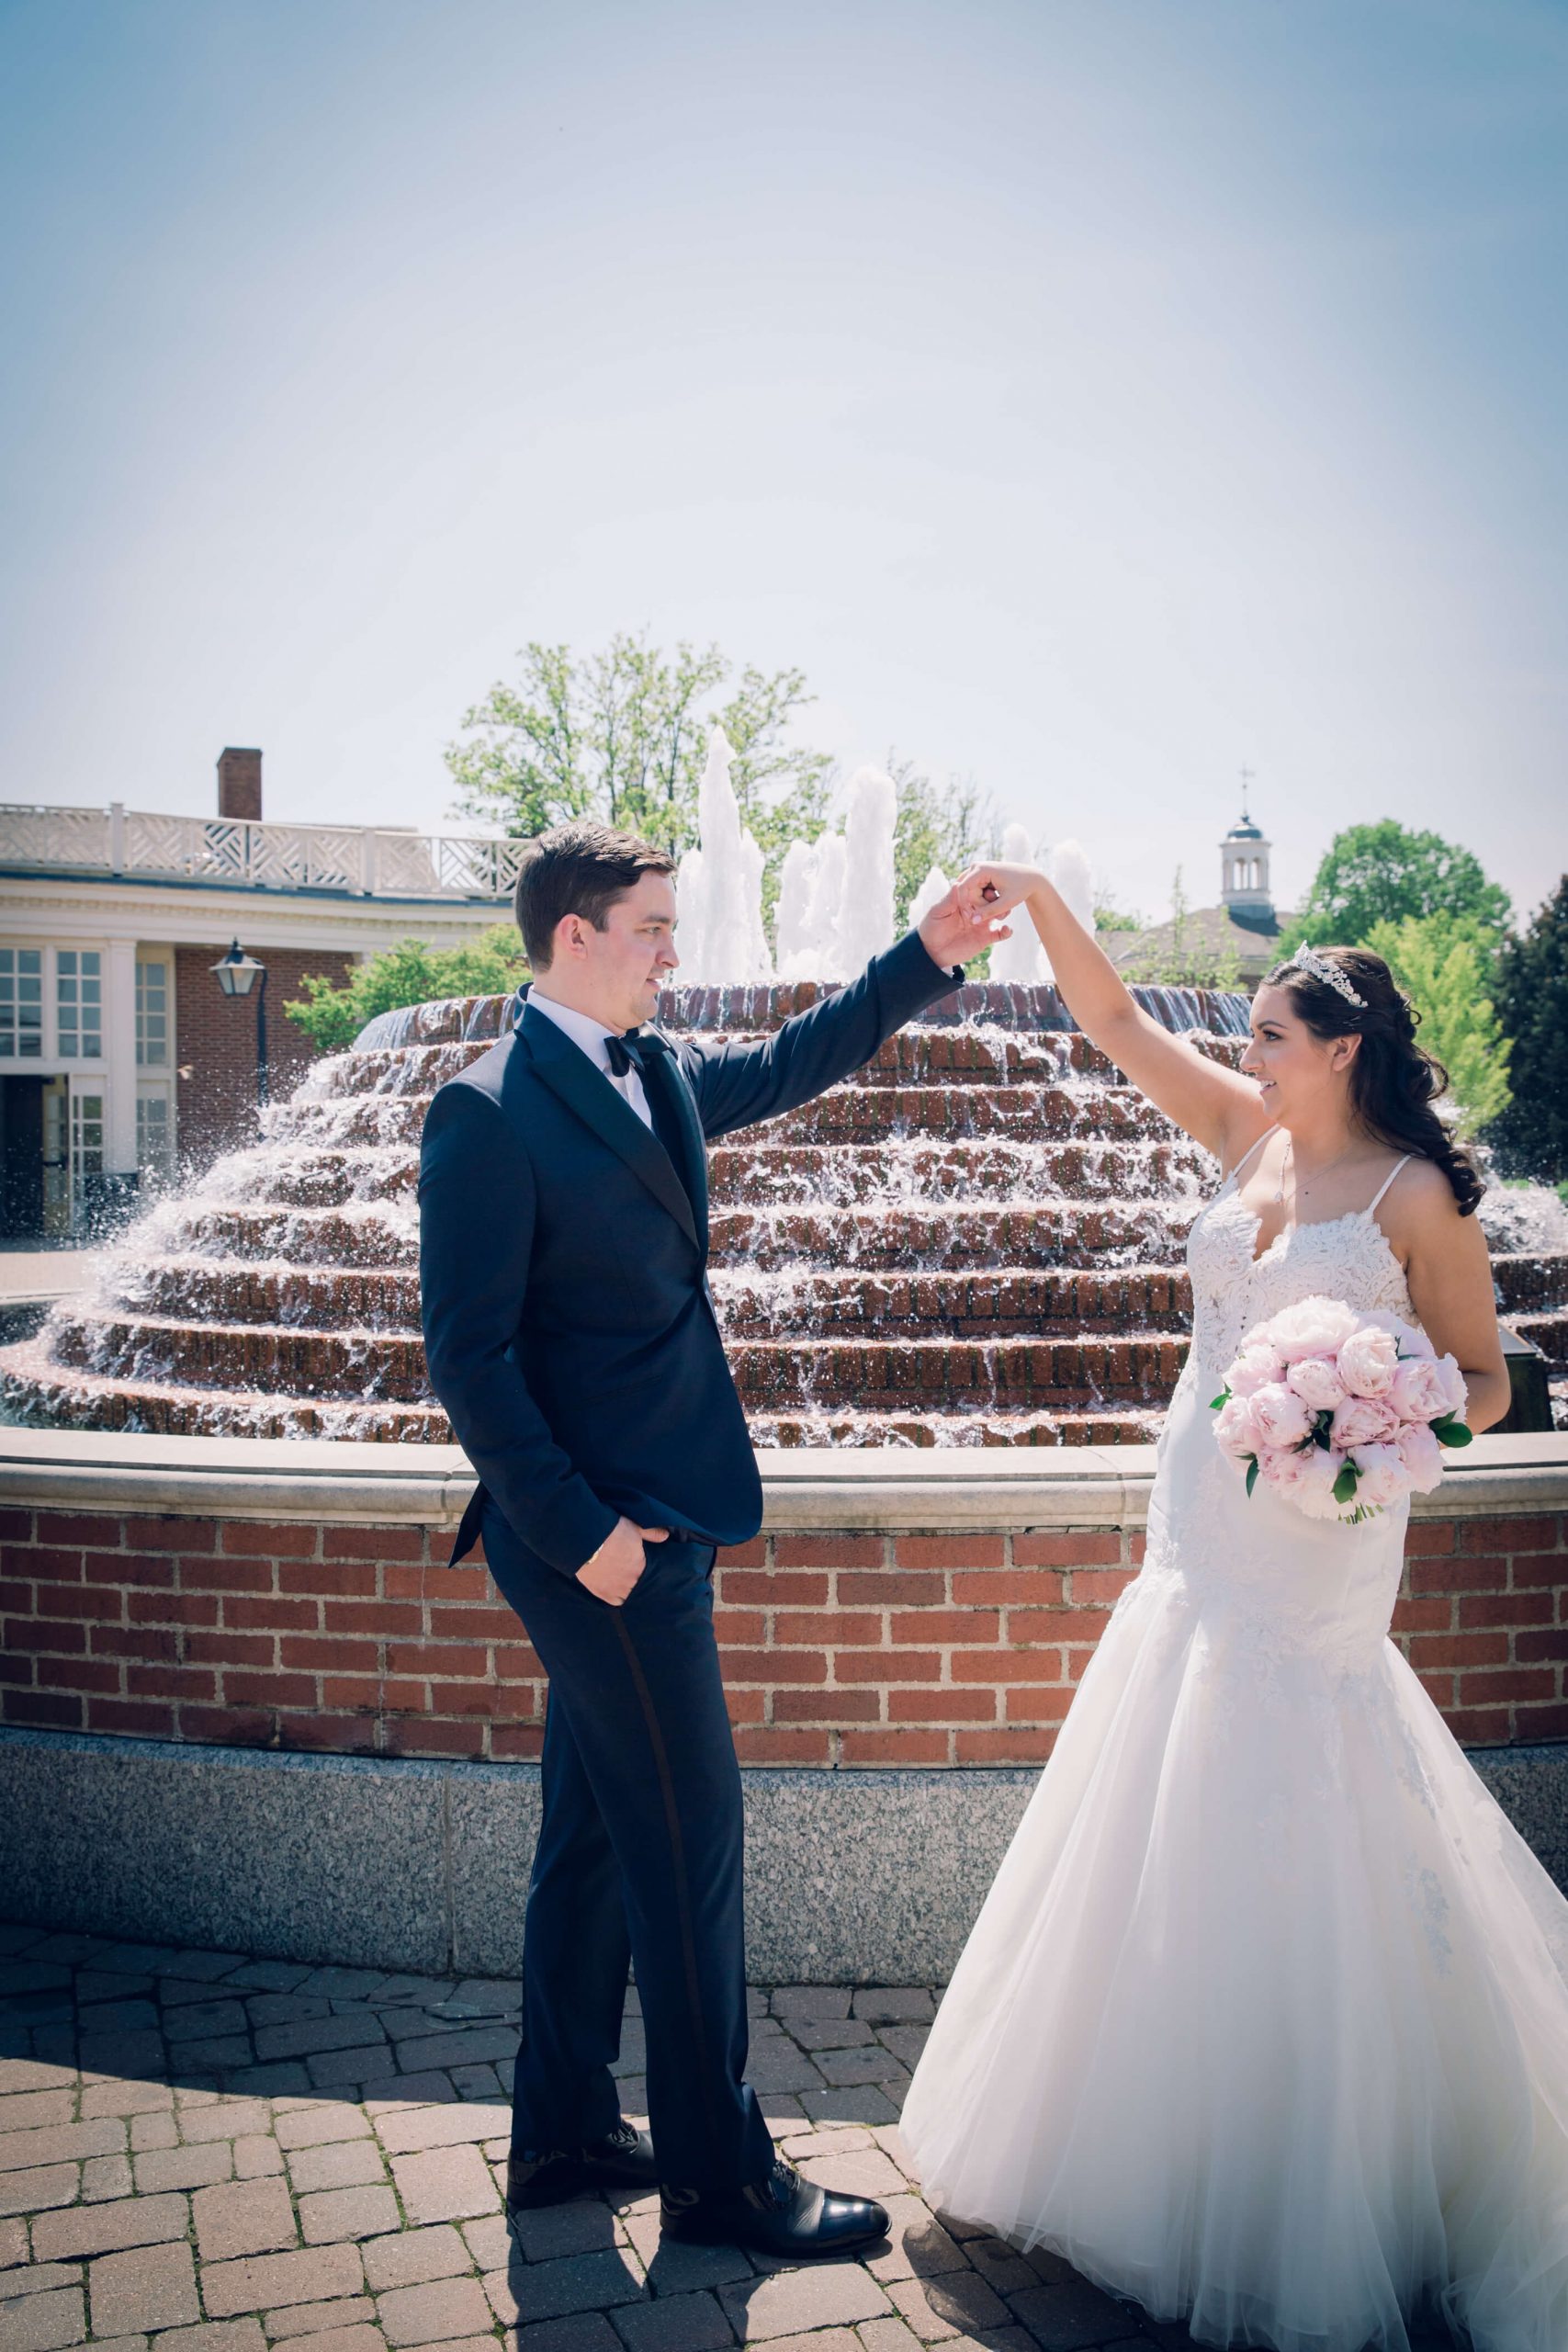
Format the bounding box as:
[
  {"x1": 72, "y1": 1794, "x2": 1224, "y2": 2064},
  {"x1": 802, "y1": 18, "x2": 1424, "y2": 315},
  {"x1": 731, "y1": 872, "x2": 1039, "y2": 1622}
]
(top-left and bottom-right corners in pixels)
[{"x1": 0, "y1": 803, "x2": 525, "y2": 901}]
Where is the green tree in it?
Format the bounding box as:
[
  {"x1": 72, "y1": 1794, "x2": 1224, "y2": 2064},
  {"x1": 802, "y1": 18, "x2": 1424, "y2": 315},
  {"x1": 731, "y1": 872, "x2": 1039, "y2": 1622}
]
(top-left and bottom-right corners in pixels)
[
  {"x1": 1364, "y1": 912, "x2": 1512, "y2": 1141},
  {"x1": 1487, "y1": 876, "x2": 1568, "y2": 1179},
  {"x1": 445, "y1": 633, "x2": 835, "y2": 877},
  {"x1": 1281, "y1": 820, "x2": 1510, "y2": 965},
  {"x1": 286, "y1": 927, "x2": 529, "y2": 1055}
]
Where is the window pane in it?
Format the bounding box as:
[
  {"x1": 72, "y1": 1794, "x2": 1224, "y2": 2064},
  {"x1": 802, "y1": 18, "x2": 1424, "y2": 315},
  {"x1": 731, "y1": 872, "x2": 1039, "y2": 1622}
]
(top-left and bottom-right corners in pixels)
[
  {"x1": 136, "y1": 959, "x2": 169, "y2": 1067},
  {"x1": 72, "y1": 1093, "x2": 105, "y2": 1178},
  {"x1": 0, "y1": 950, "x2": 41, "y2": 1058},
  {"x1": 57, "y1": 945, "x2": 104, "y2": 1059}
]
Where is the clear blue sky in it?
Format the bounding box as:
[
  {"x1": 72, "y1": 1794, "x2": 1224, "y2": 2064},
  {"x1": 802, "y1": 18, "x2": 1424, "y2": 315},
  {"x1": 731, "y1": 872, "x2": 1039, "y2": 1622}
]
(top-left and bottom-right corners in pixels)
[{"x1": 1, "y1": 0, "x2": 1563, "y2": 924}]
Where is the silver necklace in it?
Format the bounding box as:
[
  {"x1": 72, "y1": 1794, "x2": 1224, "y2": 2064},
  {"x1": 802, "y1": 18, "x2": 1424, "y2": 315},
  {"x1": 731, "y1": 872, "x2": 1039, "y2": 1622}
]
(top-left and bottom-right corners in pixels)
[{"x1": 1274, "y1": 1134, "x2": 1356, "y2": 1210}]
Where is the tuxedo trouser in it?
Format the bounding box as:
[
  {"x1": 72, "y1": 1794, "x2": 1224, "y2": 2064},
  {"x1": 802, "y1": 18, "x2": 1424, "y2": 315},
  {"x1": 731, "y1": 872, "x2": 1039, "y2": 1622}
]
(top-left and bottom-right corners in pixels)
[{"x1": 479, "y1": 1498, "x2": 774, "y2": 2195}]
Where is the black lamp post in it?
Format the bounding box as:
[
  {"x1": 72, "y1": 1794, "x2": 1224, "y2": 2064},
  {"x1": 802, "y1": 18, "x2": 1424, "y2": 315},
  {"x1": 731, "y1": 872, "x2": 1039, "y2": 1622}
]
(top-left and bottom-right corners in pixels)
[{"x1": 210, "y1": 940, "x2": 269, "y2": 1107}]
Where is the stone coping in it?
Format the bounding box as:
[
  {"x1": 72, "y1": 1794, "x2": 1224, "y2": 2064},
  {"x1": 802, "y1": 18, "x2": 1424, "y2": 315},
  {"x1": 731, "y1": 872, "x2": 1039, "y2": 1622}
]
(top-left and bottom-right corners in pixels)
[{"x1": 2, "y1": 1424, "x2": 1565, "y2": 1530}]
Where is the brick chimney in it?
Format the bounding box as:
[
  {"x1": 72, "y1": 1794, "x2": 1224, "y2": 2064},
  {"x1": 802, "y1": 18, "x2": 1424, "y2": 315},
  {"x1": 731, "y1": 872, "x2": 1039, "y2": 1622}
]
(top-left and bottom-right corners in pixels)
[{"x1": 217, "y1": 746, "x2": 263, "y2": 821}]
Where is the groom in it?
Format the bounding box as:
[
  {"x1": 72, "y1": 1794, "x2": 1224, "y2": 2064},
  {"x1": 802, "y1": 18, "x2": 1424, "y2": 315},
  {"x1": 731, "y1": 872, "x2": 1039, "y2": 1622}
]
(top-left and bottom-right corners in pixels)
[{"x1": 419, "y1": 821, "x2": 993, "y2": 2257}]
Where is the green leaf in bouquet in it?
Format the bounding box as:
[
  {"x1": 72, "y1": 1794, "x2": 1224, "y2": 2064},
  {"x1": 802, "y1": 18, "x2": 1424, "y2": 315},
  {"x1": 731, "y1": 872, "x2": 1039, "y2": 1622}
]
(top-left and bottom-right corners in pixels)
[
  {"x1": 1245, "y1": 1456, "x2": 1260, "y2": 1498},
  {"x1": 1210, "y1": 1389, "x2": 1231, "y2": 1411},
  {"x1": 1332, "y1": 1464, "x2": 1360, "y2": 1505},
  {"x1": 1432, "y1": 1416, "x2": 1473, "y2": 1449}
]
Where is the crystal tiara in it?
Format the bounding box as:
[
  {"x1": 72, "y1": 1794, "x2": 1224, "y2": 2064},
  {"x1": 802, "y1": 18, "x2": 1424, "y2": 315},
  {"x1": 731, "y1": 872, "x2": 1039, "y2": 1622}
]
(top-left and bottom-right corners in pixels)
[{"x1": 1283, "y1": 944, "x2": 1367, "y2": 1010}]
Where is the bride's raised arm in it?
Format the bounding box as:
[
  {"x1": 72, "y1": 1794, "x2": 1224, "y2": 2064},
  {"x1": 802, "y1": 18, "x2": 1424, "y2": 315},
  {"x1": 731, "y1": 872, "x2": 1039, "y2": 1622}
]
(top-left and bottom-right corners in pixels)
[{"x1": 954, "y1": 860, "x2": 1270, "y2": 1170}]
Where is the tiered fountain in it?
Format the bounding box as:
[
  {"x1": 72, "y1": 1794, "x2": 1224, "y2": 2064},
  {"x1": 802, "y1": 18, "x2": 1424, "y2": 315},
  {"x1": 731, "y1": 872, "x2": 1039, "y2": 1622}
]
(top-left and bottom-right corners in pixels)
[{"x1": 4, "y1": 742, "x2": 1565, "y2": 1440}]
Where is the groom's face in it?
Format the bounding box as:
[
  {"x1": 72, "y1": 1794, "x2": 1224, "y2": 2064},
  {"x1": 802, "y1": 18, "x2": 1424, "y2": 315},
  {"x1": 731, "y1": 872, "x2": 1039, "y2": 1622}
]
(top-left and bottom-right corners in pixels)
[{"x1": 581, "y1": 869, "x2": 682, "y2": 1031}]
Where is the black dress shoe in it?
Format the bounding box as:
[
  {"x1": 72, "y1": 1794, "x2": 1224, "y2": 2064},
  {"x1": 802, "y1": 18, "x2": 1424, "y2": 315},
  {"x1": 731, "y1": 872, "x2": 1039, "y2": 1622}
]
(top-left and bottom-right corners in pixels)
[
  {"x1": 660, "y1": 2156, "x2": 888, "y2": 2258},
  {"x1": 507, "y1": 2121, "x2": 659, "y2": 2212}
]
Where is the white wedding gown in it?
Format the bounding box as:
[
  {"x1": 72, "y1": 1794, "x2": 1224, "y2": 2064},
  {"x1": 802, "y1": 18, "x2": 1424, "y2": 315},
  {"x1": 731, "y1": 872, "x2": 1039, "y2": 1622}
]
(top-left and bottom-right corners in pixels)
[{"x1": 901, "y1": 1146, "x2": 1568, "y2": 2352}]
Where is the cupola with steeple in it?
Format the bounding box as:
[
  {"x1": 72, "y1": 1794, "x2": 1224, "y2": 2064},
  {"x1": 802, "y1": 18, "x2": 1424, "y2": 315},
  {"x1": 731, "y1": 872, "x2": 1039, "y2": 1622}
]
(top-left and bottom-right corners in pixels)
[{"x1": 1220, "y1": 782, "x2": 1274, "y2": 930}]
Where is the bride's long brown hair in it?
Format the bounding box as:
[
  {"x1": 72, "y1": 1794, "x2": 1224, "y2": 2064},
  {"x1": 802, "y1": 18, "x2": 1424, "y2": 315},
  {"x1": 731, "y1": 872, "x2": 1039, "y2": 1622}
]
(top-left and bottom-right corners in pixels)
[{"x1": 1264, "y1": 945, "x2": 1483, "y2": 1217}]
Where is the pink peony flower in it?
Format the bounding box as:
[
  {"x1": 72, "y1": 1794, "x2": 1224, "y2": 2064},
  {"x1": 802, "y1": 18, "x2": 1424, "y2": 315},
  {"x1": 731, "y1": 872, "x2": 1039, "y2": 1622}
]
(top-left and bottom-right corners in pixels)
[
  {"x1": 1394, "y1": 1419, "x2": 1446, "y2": 1494},
  {"x1": 1264, "y1": 1295, "x2": 1360, "y2": 1364},
  {"x1": 1249, "y1": 1381, "x2": 1315, "y2": 1450},
  {"x1": 1256, "y1": 1444, "x2": 1300, "y2": 1495},
  {"x1": 1337, "y1": 1322, "x2": 1402, "y2": 1398},
  {"x1": 1349, "y1": 1442, "x2": 1410, "y2": 1511},
  {"x1": 1388, "y1": 1354, "x2": 1457, "y2": 1424},
  {"x1": 1293, "y1": 1444, "x2": 1352, "y2": 1520},
  {"x1": 1286, "y1": 1353, "x2": 1347, "y2": 1412},
  {"x1": 1330, "y1": 1394, "x2": 1399, "y2": 1450},
  {"x1": 1260, "y1": 1442, "x2": 1348, "y2": 1519},
  {"x1": 1431, "y1": 1352, "x2": 1469, "y2": 1421},
  {"x1": 1228, "y1": 1343, "x2": 1285, "y2": 1399},
  {"x1": 1213, "y1": 1395, "x2": 1263, "y2": 1463},
  {"x1": 1376, "y1": 1311, "x2": 1434, "y2": 1361}
]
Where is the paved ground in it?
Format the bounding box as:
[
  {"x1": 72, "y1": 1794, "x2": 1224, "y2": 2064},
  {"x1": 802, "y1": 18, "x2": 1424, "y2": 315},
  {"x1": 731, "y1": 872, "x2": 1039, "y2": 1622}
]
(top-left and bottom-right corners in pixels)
[
  {"x1": 0, "y1": 1250, "x2": 96, "y2": 1304},
  {"x1": 0, "y1": 1925, "x2": 1456, "y2": 2352}
]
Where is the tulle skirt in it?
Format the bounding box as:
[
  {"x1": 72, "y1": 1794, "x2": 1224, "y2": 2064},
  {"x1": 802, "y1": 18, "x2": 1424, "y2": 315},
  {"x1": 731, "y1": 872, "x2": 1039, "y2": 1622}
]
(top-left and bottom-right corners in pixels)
[{"x1": 899, "y1": 1566, "x2": 1568, "y2": 2352}]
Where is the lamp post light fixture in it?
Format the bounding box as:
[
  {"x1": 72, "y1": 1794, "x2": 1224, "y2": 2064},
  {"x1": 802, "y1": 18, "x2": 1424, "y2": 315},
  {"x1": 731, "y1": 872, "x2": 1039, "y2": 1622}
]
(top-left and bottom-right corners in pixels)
[{"x1": 210, "y1": 939, "x2": 270, "y2": 1107}]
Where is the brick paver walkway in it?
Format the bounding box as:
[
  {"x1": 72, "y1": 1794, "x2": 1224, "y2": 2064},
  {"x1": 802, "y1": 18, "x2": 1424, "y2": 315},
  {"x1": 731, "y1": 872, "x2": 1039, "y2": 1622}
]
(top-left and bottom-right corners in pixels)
[{"x1": 0, "y1": 1925, "x2": 1455, "y2": 2352}]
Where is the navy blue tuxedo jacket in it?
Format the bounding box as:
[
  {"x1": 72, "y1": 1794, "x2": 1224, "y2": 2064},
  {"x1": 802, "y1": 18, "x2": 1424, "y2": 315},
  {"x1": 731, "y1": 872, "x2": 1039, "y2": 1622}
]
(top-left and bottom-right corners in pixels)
[{"x1": 419, "y1": 930, "x2": 961, "y2": 1575}]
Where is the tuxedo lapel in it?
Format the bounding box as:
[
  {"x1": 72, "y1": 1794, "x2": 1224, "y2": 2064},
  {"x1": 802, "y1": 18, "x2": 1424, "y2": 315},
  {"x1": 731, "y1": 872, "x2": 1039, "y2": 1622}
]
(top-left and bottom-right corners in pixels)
[
  {"x1": 518, "y1": 1001, "x2": 701, "y2": 1252},
  {"x1": 639, "y1": 1034, "x2": 709, "y2": 1255}
]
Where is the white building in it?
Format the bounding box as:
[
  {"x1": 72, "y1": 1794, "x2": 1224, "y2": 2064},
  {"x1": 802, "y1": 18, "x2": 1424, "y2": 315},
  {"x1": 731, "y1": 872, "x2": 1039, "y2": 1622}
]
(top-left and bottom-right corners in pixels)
[{"x1": 0, "y1": 748, "x2": 520, "y2": 1238}]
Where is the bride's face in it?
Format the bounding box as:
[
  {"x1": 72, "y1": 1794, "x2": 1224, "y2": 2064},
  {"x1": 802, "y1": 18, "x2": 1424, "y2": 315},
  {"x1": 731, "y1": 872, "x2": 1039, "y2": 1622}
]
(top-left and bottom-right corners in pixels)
[{"x1": 1239, "y1": 985, "x2": 1359, "y2": 1124}]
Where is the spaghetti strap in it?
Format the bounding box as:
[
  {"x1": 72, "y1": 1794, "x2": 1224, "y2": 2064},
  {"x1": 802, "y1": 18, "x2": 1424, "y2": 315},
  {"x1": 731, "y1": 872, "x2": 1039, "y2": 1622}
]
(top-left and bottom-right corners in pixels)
[
  {"x1": 1367, "y1": 1153, "x2": 1414, "y2": 1216},
  {"x1": 1223, "y1": 1124, "x2": 1279, "y2": 1190}
]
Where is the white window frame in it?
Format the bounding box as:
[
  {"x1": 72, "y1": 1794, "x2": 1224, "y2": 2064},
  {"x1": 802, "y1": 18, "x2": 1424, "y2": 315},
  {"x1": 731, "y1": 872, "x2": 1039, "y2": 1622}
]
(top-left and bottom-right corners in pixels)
[
  {"x1": 56, "y1": 946, "x2": 106, "y2": 1061},
  {"x1": 0, "y1": 944, "x2": 45, "y2": 1061},
  {"x1": 0, "y1": 939, "x2": 112, "y2": 1069},
  {"x1": 135, "y1": 954, "x2": 171, "y2": 1067}
]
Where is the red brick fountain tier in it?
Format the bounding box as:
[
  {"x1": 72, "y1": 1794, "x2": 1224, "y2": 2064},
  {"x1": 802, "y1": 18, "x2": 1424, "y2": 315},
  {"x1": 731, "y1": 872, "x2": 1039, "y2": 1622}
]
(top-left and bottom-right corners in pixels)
[{"x1": 4, "y1": 981, "x2": 1566, "y2": 1446}]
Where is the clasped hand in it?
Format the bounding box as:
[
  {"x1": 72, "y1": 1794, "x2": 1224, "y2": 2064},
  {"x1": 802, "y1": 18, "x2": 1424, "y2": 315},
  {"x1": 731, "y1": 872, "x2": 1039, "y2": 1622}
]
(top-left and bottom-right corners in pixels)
[
  {"x1": 576, "y1": 1515, "x2": 669, "y2": 1605},
  {"x1": 914, "y1": 864, "x2": 1047, "y2": 966}
]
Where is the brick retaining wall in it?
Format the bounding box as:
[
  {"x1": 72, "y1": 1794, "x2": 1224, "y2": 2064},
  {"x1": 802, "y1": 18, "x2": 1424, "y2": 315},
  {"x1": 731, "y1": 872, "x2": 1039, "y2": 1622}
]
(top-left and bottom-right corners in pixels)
[{"x1": 3, "y1": 1505, "x2": 1565, "y2": 1766}]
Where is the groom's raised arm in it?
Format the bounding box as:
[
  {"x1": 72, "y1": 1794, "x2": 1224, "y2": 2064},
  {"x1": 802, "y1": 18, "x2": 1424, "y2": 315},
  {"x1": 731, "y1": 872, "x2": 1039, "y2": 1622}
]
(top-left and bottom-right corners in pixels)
[
  {"x1": 682, "y1": 929, "x2": 962, "y2": 1141},
  {"x1": 419, "y1": 1081, "x2": 619, "y2": 1575}
]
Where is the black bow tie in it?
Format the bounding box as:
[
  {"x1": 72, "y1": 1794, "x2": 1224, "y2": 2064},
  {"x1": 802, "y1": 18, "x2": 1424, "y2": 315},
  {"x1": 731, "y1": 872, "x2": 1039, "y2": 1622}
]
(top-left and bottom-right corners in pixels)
[{"x1": 605, "y1": 1032, "x2": 644, "y2": 1079}]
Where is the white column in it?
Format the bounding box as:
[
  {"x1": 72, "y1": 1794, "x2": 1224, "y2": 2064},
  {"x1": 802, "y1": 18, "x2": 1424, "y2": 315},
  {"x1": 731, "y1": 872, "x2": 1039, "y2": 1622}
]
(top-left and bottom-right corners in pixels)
[{"x1": 105, "y1": 936, "x2": 139, "y2": 1176}]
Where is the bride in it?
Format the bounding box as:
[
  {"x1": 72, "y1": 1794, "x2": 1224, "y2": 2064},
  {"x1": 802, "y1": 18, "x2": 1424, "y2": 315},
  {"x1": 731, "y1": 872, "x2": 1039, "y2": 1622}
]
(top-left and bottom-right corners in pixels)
[{"x1": 900, "y1": 862, "x2": 1568, "y2": 2352}]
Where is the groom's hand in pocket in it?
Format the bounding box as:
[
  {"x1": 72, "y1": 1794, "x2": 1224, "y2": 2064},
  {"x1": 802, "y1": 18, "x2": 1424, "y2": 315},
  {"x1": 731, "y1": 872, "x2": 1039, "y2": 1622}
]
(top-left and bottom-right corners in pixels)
[{"x1": 576, "y1": 1517, "x2": 670, "y2": 1605}]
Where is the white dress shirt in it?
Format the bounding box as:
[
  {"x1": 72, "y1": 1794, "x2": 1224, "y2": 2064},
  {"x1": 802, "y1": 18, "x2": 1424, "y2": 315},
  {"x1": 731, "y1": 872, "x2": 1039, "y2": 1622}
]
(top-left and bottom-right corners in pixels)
[{"x1": 526, "y1": 989, "x2": 654, "y2": 1132}]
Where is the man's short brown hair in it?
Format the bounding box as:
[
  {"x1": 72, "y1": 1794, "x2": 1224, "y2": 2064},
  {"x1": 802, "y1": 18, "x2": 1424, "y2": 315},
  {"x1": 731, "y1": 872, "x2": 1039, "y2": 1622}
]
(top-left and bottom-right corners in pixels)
[{"x1": 513, "y1": 821, "x2": 678, "y2": 969}]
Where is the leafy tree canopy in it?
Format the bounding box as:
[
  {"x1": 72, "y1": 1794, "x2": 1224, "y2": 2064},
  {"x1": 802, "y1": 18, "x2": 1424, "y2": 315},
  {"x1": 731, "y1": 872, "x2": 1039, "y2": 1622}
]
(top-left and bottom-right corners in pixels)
[
  {"x1": 285, "y1": 927, "x2": 528, "y2": 1055},
  {"x1": 1487, "y1": 876, "x2": 1568, "y2": 1180},
  {"x1": 1281, "y1": 820, "x2": 1510, "y2": 962},
  {"x1": 1364, "y1": 912, "x2": 1512, "y2": 1142},
  {"x1": 444, "y1": 633, "x2": 835, "y2": 874}
]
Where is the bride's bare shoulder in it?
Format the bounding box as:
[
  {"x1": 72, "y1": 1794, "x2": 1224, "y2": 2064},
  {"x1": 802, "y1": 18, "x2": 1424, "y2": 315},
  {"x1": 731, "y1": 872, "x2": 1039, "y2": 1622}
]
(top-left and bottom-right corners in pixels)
[{"x1": 1382, "y1": 1157, "x2": 1471, "y2": 1243}]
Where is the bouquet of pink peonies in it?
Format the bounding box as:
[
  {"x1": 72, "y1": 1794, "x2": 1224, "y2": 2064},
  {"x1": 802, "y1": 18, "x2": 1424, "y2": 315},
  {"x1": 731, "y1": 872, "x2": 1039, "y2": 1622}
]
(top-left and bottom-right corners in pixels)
[{"x1": 1209, "y1": 1294, "x2": 1471, "y2": 1522}]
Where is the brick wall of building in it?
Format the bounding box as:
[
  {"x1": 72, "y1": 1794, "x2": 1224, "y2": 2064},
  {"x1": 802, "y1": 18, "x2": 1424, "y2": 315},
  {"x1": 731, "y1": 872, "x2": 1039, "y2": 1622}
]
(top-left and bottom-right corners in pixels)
[
  {"x1": 175, "y1": 945, "x2": 357, "y2": 1170},
  {"x1": 2, "y1": 1506, "x2": 1565, "y2": 1764}
]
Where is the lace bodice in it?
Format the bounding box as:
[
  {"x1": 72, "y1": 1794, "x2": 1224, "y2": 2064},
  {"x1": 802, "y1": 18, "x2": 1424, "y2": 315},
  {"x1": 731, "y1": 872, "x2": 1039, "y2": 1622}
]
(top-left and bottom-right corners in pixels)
[{"x1": 1186, "y1": 1186, "x2": 1418, "y2": 1385}]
